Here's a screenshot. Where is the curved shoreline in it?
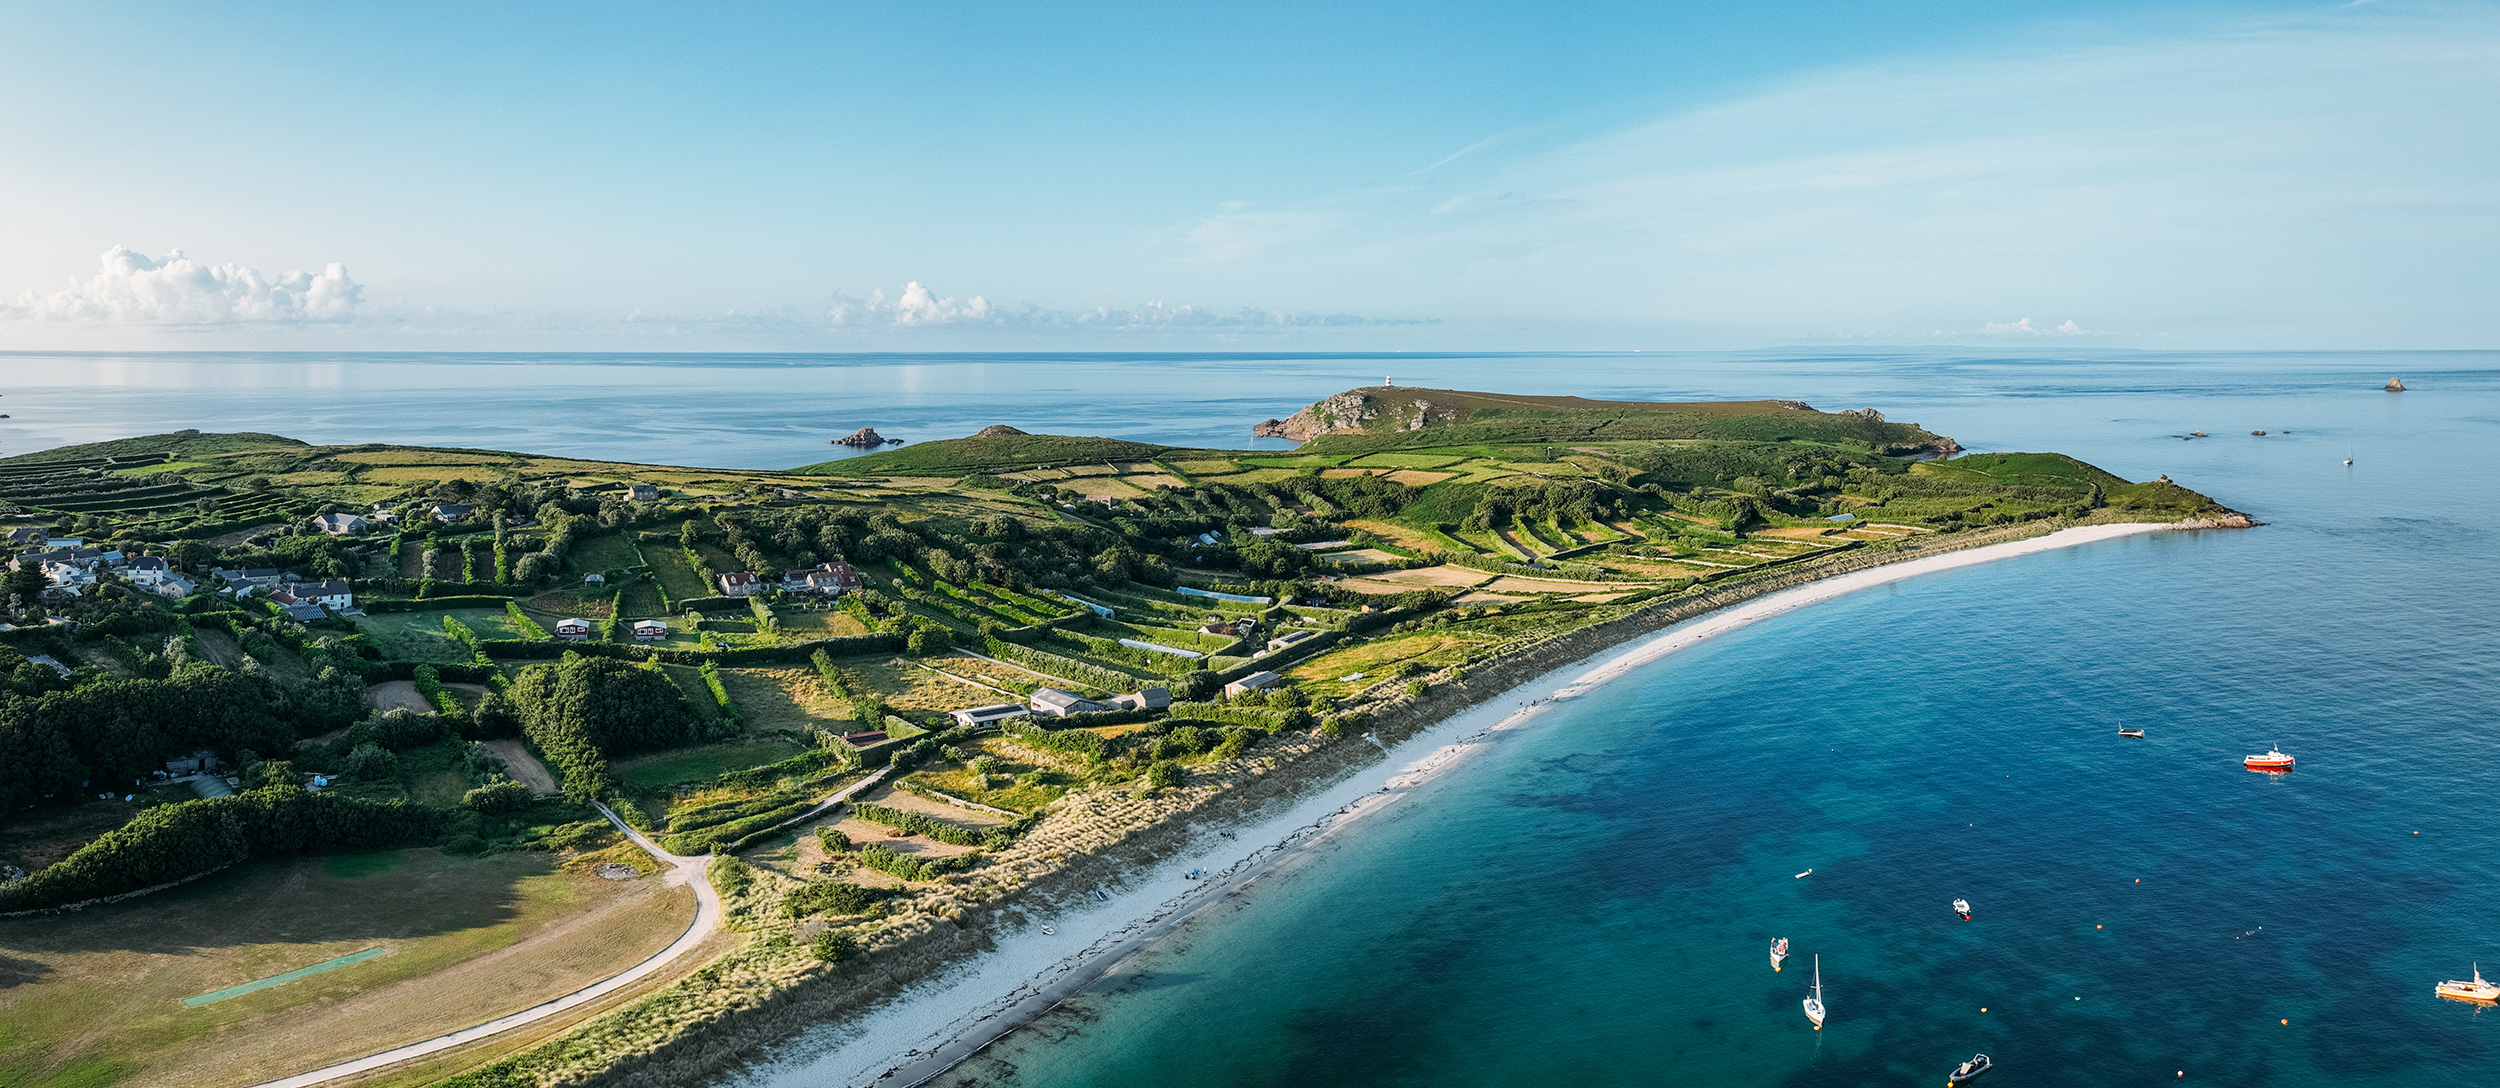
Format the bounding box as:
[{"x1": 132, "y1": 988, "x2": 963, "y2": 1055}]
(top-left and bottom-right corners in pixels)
[{"x1": 735, "y1": 521, "x2": 2174, "y2": 1088}]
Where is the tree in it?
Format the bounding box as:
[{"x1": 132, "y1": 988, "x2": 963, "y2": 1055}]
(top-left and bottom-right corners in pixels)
[
  {"x1": 341, "y1": 743, "x2": 396, "y2": 781},
  {"x1": 5, "y1": 567, "x2": 41, "y2": 609},
  {"x1": 461, "y1": 780, "x2": 534, "y2": 815}
]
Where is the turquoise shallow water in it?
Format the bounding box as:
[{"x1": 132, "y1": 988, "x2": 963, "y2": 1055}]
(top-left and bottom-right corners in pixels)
[{"x1": 908, "y1": 356, "x2": 2500, "y2": 1087}]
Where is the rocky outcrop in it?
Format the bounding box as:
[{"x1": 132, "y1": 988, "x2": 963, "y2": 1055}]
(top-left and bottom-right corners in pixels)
[
  {"x1": 833, "y1": 427, "x2": 887, "y2": 448},
  {"x1": 1250, "y1": 389, "x2": 1460, "y2": 441},
  {"x1": 974, "y1": 425, "x2": 1029, "y2": 438}
]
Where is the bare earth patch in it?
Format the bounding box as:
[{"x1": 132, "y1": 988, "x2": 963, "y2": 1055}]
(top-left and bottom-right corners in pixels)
[
  {"x1": 481, "y1": 739, "x2": 560, "y2": 795},
  {"x1": 367, "y1": 680, "x2": 434, "y2": 714}
]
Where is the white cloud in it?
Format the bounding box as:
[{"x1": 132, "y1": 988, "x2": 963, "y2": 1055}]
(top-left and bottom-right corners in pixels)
[
  {"x1": 1979, "y1": 317, "x2": 2088, "y2": 336},
  {"x1": 821, "y1": 282, "x2": 1424, "y2": 331},
  {"x1": 2, "y1": 246, "x2": 362, "y2": 325}
]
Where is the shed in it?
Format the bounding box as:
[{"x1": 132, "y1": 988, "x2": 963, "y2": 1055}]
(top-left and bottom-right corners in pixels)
[{"x1": 1224, "y1": 671, "x2": 1283, "y2": 698}]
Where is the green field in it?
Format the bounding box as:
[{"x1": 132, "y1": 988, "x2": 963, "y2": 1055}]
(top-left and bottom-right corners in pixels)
[
  {"x1": 611, "y1": 737, "x2": 810, "y2": 792},
  {"x1": 353, "y1": 609, "x2": 521, "y2": 662},
  {"x1": 0, "y1": 849, "x2": 690, "y2": 1088}
]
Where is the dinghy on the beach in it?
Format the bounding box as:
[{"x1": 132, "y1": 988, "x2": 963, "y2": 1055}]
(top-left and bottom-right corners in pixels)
[
  {"x1": 1946, "y1": 1053, "x2": 1993, "y2": 1085},
  {"x1": 1770, "y1": 937, "x2": 1788, "y2": 971}
]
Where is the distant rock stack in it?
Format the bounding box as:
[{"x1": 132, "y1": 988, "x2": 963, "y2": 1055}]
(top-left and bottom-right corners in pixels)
[
  {"x1": 2385, "y1": 377, "x2": 2406, "y2": 392},
  {"x1": 833, "y1": 427, "x2": 886, "y2": 448}
]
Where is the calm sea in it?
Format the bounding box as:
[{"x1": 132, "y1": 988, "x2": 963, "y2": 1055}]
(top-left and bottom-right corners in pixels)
[{"x1": 9, "y1": 349, "x2": 2496, "y2": 1085}]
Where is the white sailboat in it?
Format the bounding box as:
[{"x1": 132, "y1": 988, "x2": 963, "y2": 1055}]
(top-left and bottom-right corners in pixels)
[{"x1": 1803, "y1": 954, "x2": 1826, "y2": 1029}]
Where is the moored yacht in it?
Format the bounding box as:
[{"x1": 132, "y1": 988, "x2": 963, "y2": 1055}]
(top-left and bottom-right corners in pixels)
[
  {"x1": 1803, "y1": 954, "x2": 1826, "y2": 1029},
  {"x1": 2437, "y1": 963, "x2": 2500, "y2": 1003}
]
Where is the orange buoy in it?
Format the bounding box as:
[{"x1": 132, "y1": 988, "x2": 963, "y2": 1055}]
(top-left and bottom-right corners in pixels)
[{"x1": 2281, "y1": 1019, "x2": 2289, "y2": 1025}]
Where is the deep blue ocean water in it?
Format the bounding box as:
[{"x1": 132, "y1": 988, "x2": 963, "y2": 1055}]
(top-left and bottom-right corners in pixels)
[{"x1": 5, "y1": 348, "x2": 2493, "y2": 1084}]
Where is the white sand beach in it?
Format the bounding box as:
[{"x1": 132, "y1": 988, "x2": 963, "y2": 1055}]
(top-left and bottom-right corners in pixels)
[{"x1": 732, "y1": 521, "x2": 2172, "y2": 1088}]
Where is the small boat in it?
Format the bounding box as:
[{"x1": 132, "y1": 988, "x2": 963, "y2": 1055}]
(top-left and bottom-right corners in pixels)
[
  {"x1": 2437, "y1": 963, "x2": 2500, "y2": 1003},
  {"x1": 2245, "y1": 745, "x2": 2295, "y2": 772},
  {"x1": 1795, "y1": 868, "x2": 1814, "y2": 879},
  {"x1": 2118, "y1": 728, "x2": 2145, "y2": 738},
  {"x1": 1953, "y1": 898, "x2": 1972, "y2": 920},
  {"x1": 1770, "y1": 937, "x2": 1789, "y2": 971},
  {"x1": 1947, "y1": 1053, "x2": 1993, "y2": 1085},
  {"x1": 1803, "y1": 954, "x2": 1826, "y2": 1029},
  {"x1": 2344, "y1": 445, "x2": 2354, "y2": 466}
]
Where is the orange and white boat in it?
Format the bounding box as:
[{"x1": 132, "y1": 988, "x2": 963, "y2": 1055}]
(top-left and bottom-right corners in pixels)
[
  {"x1": 2245, "y1": 745, "x2": 2295, "y2": 772},
  {"x1": 2437, "y1": 963, "x2": 2500, "y2": 1003}
]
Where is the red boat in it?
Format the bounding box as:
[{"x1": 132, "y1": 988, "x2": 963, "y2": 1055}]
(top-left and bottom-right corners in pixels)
[{"x1": 2245, "y1": 745, "x2": 2295, "y2": 772}]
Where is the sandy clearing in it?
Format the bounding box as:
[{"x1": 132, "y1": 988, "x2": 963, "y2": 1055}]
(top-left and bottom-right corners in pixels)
[
  {"x1": 1359, "y1": 565, "x2": 1493, "y2": 588},
  {"x1": 366, "y1": 680, "x2": 434, "y2": 714},
  {"x1": 482, "y1": 739, "x2": 559, "y2": 795}
]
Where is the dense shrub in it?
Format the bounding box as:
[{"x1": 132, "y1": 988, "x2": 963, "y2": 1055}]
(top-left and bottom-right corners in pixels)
[
  {"x1": 786, "y1": 880, "x2": 878, "y2": 917},
  {"x1": 0, "y1": 785, "x2": 446, "y2": 911},
  {"x1": 506, "y1": 655, "x2": 698, "y2": 801},
  {"x1": 1145, "y1": 760, "x2": 1183, "y2": 789},
  {"x1": 0, "y1": 663, "x2": 288, "y2": 814},
  {"x1": 462, "y1": 780, "x2": 535, "y2": 815}
]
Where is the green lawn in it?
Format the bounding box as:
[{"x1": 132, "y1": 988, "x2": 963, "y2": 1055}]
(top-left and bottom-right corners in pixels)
[
  {"x1": 610, "y1": 737, "x2": 809, "y2": 791},
  {"x1": 353, "y1": 609, "x2": 520, "y2": 663},
  {"x1": 0, "y1": 849, "x2": 690, "y2": 1088}
]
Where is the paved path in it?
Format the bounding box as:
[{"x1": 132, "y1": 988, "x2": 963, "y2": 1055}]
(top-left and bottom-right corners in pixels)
[{"x1": 243, "y1": 803, "x2": 722, "y2": 1088}]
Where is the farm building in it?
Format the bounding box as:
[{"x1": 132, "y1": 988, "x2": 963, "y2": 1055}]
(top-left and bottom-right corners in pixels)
[
  {"x1": 1107, "y1": 687, "x2": 1173, "y2": 711},
  {"x1": 1224, "y1": 671, "x2": 1284, "y2": 698},
  {"x1": 1029, "y1": 688, "x2": 1106, "y2": 717},
  {"x1": 950, "y1": 703, "x2": 1032, "y2": 728}
]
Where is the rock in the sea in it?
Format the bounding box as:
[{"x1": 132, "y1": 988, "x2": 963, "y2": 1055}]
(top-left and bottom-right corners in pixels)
[{"x1": 834, "y1": 427, "x2": 886, "y2": 448}]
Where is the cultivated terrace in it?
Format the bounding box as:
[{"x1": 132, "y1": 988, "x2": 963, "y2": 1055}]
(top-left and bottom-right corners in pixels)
[{"x1": 0, "y1": 389, "x2": 2236, "y2": 1088}]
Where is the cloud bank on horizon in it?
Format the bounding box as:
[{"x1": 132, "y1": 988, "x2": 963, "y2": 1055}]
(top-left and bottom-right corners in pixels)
[
  {"x1": 4, "y1": 247, "x2": 362, "y2": 326},
  {"x1": 0, "y1": 2, "x2": 2491, "y2": 349}
]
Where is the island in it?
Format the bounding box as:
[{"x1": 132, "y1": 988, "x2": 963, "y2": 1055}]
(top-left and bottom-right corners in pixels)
[{"x1": 0, "y1": 388, "x2": 2242, "y2": 1088}]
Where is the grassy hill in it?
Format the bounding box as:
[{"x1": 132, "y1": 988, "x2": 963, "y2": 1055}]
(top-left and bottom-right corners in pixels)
[
  {"x1": 0, "y1": 431, "x2": 307, "y2": 465},
  {"x1": 1268, "y1": 386, "x2": 1962, "y2": 458}
]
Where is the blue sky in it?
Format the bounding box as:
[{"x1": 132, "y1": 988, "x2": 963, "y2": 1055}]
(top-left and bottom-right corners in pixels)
[{"x1": 1, "y1": 0, "x2": 2492, "y2": 349}]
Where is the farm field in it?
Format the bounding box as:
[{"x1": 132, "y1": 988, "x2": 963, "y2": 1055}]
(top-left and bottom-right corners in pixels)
[
  {"x1": 0, "y1": 848, "x2": 690, "y2": 1088},
  {"x1": 354, "y1": 608, "x2": 521, "y2": 662}
]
